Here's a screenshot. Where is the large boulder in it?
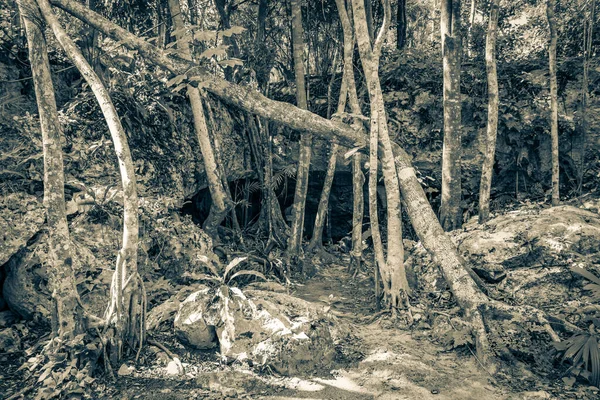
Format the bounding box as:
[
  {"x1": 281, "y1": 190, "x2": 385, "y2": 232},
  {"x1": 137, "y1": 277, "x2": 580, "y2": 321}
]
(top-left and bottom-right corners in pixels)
[
  {"x1": 173, "y1": 285, "x2": 218, "y2": 350},
  {"x1": 453, "y1": 206, "x2": 600, "y2": 312},
  {"x1": 173, "y1": 286, "x2": 338, "y2": 375}
]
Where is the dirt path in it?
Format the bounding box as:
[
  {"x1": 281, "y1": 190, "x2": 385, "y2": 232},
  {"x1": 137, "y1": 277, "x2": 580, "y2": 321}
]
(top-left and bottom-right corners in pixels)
[{"x1": 281, "y1": 259, "x2": 505, "y2": 400}]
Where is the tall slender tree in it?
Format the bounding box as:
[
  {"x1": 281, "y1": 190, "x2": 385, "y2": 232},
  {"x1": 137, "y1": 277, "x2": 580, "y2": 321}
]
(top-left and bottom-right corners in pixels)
[
  {"x1": 439, "y1": 0, "x2": 463, "y2": 230},
  {"x1": 335, "y1": 0, "x2": 368, "y2": 286},
  {"x1": 287, "y1": 0, "x2": 312, "y2": 262},
  {"x1": 478, "y1": 0, "x2": 500, "y2": 223},
  {"x1": 578, "y1": 0, "x2": 595, "y2": 194},
  {"x1": 466, "y1": 0, "x2": 476, "y2": 57},
  {"x1": 18, "y1": 0, "x2": 83, "y2": 343},
  {"x1": 37, "y1": 0, "x2": 144, "y2": 361},
  {"x1": 167, "y1": 0, "x2": 231, "y2": 238},
  {"x1": 352, "y1": 0, "x2": 409, "y2": 312},
  {"x1": 547, "y1": 0, "x2": 559, "y2": 206}
]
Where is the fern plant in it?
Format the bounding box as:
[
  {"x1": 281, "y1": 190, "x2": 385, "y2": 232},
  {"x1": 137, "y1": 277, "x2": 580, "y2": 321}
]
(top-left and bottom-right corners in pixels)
[
  {"x1": 554, "y1": 319, "x2": 600, "y2": 387},
  {"x1": 571, "y1": 265, "x2": 600, "y2": 301},
  {"x1": 553, "y1": 266, "x2": 600, "y2": 387},
  {"x1": 182, "y1": 255, "x2": 267, "y2": 287}
]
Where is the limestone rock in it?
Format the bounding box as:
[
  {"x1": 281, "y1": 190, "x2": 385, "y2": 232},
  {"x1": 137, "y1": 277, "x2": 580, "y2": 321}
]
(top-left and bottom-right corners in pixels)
[
  {"x1": 453, "y1": 206, "x2": 600, "y2": 310},
  {"x1": 173, "y1": 285, "x2": 218, "y2": 350},
  {"x1": 174, "y1": 285, "x2": 337, "y2": 375}
]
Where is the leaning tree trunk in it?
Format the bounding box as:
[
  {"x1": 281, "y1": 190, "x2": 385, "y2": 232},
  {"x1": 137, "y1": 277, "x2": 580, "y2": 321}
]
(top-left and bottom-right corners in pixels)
[
  {"x1": 287, "y1": 0, "x2": 312, "y2": 263},
  {"x1": 439, "y1": 0, "x2": 463, "y2": 231},
  {"x1": 478, "y1": 0, "x2": 500, "y2": 224},
  {"x1": 352, "y1": 0, "x2": 409, "y2": 312},
  {"x1": 547, "y1": 0, "x2": 559, "y2": 206},
  {"x1": 19, "y1": 0, "x2": 82, "y2": 343},
  {"x1": 52, "y1": 0, "x2": 572, "y2": 368},
  {"x1": 37, "y1": 0, "x2": 143, "y2": 362},
  {"x1": 167, "y1": 0, "x2": 231, "y2": 238}
]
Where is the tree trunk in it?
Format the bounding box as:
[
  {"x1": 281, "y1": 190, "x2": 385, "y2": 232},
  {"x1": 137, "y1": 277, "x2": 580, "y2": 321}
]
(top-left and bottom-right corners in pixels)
[
  {"x1": 167, "y1": 0, "x2": 231, "y2": 239},
  {"x1": 439, "y1": 0, "x2": 463, "y2": 231},
  {"x1": 307, "y1": 49, "x2": 342, "y2": 253},
  {"x1": 37, "y1": 0, "x2": 142, "y2": 361},
  {"x1": 478, "y1": 0, "x2": 499, "y2": 224},
  {"x1": 578, "y1": 0, "x2": 595, "y2": 193},
  {"x1": 336, "y1": 0, "x2": 366, "y2": 279},
  {"x1": 466, "y1": 0, "x2": 476, "y2": 57},
  {"x1": 53, "y1": 2, "x2": 572, "y2": 368},
  {"x1": 214, "y1": 0, "x2": 240, "y2": 80},
  {"x1": 19, "y1": 0, "x2": 82, "y2": 342},
  {"x1": 352, "y1": 0, "x2": 408, "y2": 311},
  {"x1": 547, "y1": 0, "x2": 559, "y2": 206},
  {"x1": 287, "y1": 0, "x2": 312, "y2": 263},
  {"x1": 397, "y1": 0, "x2": 407, "y2": 50}
]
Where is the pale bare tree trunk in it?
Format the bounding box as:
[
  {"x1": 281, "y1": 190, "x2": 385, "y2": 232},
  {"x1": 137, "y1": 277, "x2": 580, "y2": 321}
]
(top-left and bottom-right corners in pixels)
[
  {"x1": 478, "y1": 0, "x2": 499, "y2": 224},
  {"x1": 37, "y1": 0, "x2": 143, "y2": 361},
  {"x1": 19, "y1": 0, "x2": 82, "y2": 342},
  {"x1": 288, "y1": 0, "x2": 312, "y2": 262},
  {"x1": 352, "y1": 0, "x2": 408, "y2": 311},
  {"x1": 466, "y1": 0, "x2": 476, "y2": 57},
  {"x1": 547, "y1": 0, "x2": 559, "y2": 206},
  {"x1": 167, "y1": 0, "x2": 231, "y2": 238},
  {"x1": 440, "y1": 0, "x2": 463, "y2": 231},
  {"x1": 578, "y1": 0, "x2": 595, "y2": 194},
  {"x1": 336, "y1": 0, "x2": 369, "y2": 287}
]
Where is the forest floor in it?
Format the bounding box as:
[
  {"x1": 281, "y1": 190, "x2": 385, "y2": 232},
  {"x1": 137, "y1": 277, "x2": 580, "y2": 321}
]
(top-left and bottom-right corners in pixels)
[
  {"x1": 102, "y1": 257, "x2": 540, "y2": 400},
  {"x1": 0, "y1": 249, "x2": 590, "y2": 399}
]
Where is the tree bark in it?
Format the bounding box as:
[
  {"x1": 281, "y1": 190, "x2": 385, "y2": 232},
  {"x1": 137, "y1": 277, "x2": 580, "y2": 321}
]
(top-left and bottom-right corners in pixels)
[
  {"x1": 287, "y1": 0, "x2": 312, "y2": 262},
  {"x1": 547, "y1": 0, "x2": 559, "y2": 206},
  {"x1": 18, "y1": 0, "x2": 82, "y2": 341},
  {"x1": 307, "y1": 51, "x2": 341, "y2": 253},
  {"x1": 439, "y1": 0, "x2": 463, "y2": 231},
  {"x1": 478, "y1": 0, "x2": 499, "y2": 224},
  {"x1": 397, "y1": 0, "x2": 407, "y2": 50},
  {"x1": 352, "y1": 0, "x2": 408, "y2": 311},
  {"x1": 167, "y1": 0, "x2": 231, "y2": 238},
  {"x1": 214, "y1": 0, "x2": 240, "y2": 80},
  {"x1": 336, "y1": 0, "x2": 366, "y2": 278},
  {"x1": 578, "y1": 0, "x2": 595, "y2": 193},
  {"x1": 466, "y1": 0, "x2": 476, "y2": 57},
  {"x1": 37, "y1": 0, "x2": 142, "y2": 360}
]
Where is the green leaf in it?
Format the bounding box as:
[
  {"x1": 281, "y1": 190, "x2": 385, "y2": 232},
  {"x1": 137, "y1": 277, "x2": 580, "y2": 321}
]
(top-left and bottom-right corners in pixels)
[
  {"x1": 219, "y1": 58, "x2": 244, "y2": 67},
  {"x1": 228, "y1": 270, "x2": 267, "y2": 282},
  {"x1": 223, "y1": 257, "x2": 248, "y2": 281},
  {"x1": 571, "y1": 265, "x2": 600, "y2": 285},
  {"x1": 166, "y1": 74, "x2": 186, "y2": 88}
]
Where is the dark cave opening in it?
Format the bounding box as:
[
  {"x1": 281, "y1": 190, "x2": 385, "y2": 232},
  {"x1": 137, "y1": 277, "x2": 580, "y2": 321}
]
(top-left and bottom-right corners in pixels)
[{"x1": 180, "y1": 171, "x2": 362, "y2": 243}]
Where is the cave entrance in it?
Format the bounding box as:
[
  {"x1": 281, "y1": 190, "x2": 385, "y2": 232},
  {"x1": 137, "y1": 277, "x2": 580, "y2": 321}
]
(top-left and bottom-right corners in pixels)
[{"x1": 180, "y1": 171, "x2": 357, "y2": 244}]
